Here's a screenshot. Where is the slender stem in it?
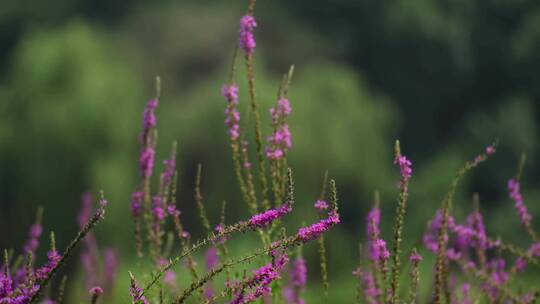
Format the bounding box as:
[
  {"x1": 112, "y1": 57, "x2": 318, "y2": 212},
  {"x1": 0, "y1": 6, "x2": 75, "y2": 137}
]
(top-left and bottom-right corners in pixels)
[{"x1": 29, "y1": 205, "x2": 106, "y2": 303}]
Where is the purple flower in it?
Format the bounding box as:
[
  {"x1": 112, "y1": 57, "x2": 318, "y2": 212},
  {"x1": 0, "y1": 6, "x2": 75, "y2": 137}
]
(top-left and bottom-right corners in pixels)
[
  {"x1": 508, "y1": 178, "x2": 533, "y2": 227},
  {"x1": 248, "y1": 203, "x2": 292, "y2": 229},
  {"x1": 514, "y1": 242, "x2": 540, "y2": 272},
  {"x1": 409, "y1": 251, "x2": 422, "y2": 265},
  {"x1": 465, "y1": 210, "x2": 488, "y2": 250},
  {"x1": 266, "y1": 98, "x2": 292, "y2": 161},
  {"x1": 374, "y1": 239, "x2": 390, "y2": 262},
  {"x1": 459, "y1": 283, "x2": 472, "y2": 304},
  {"x1": 139, "y1": 147, "x2": 155, "y2": 178},
  {"x1": 204, "y1": 247, "x2": 219, "y2": 300},
  {"x1": 231, "y1": 252, "x2": 289, "y2": 304},
  {"x1": 484, "y1": 258, "x2": 509, "y2": 300},
  {"x1": 394, "y1": 155, "x2": 412, "y2": 188},
  {"x1": 35, "y1": 250, "x2": 61, "y2": 281},
  {"x1": 23, "y1": 223, "x2": 42, "y2": 254},
  {"x1": 290, "y1": 257, "x2": 307, "y2": 287},
  {"x1": 314, "y1": 200, "x2": 329, "y2": 211},
  {"x1": 163, "y1": 271, "x2": 177, "y2": 293},
  {"x1": 239, "y1": 15, "x2": 257, "y2": 55},
  {"x1": 89, "y1": 286, "x2": 103, "y2": 295},
  {"x1": 152, "y1": 196, "x2": 165, "y2": 222},
  {"x1": 89, "y1": 285, "x2": 103, "y2": 303},
  {"x1": 161, "y1": 157, "x2": 176, "y2": 188},
  {"x1": 283, "y1": 257, "x2": 307, "y2": 304},
  {"x1": 297, "y1": 211, "x2": 340, "y2": 242},
  {"x1": 222, "y1": 84, "x2": 241, "y2": 141},
  {"x1": 142, "y1": 99, "x2": 158, "y2": 132},
  {"x1": 131, "y1": 191, "x2": 143, "y2": 218},
  {"x1": 423, "y1": 210, "x2": 454, "y2": 253},
  {"x1": 129, "y1": 273, "x2": 149, "y2": 304}
]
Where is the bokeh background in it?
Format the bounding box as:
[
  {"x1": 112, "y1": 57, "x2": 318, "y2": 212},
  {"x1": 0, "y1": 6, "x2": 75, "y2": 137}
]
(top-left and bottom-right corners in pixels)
[{"x1": 1, "y1": 0, "x2": 540, "y2": 302}]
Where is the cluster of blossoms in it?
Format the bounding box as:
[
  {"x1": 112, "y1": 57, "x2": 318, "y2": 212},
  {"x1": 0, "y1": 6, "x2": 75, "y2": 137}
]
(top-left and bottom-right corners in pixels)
[
  {"x1": 508, "y1": 178, "x2": 533, "y2": 227},
  {"x1": 129, "y1": 273, "x2": 149, "y2": 304},
  {"x1": 139, "y1": 98, "x2": 158, "y2": 179},
  {"x1": 247, "y1": 203, "x2": 292, "y2": 229},
  {"x1": 314, "y1": 199, "x2": 329, "y2": 211},
  {"x1": 204, "y1": 247, "x2": 219, "y2": 300},
  {"x1": 231, "y1": 251, "x2": 289, "y2": 304},
  {"x1": 366, "y1": 206, "x2": 382, "y2": 262},
  {"x1": 394, "y1": 154, "x2": 412, "y2": 189},
  {"x1": 423, "y1": 209, "x2": 492, "y2": 262},
  {"x1": 297, "y1": 210, "x2": 340, "y2": 242},
  {"x1": 283, "y1": 256, "x2": 307, "y2": 304},
  {"x1": 239, "y1": 15, "x2": 257, "y2": 55},
  {"x1": 130, "y1": 191, "x2": 143, "y2": 218},
  {"x1": 266, "y1": 98, "x2": 292, "y2": 160},
  {"x1": 221, "y1": 84, "x2": 240, "y2": 141}
]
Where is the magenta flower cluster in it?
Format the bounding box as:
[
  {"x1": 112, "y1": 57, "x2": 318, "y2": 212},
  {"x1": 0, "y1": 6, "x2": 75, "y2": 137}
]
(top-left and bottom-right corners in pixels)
[
  {"x1": 266, "y1": 98, "x2": 292, "y2": 160},
  {"x1": 508, "y1": 178, "x2": 533, "y2": 227},
  {"x1": 230, "y1": 251, "x2": 289, "y2": 304},
  {"x1": 239, "y1": 15, "x2": 257, "y2": 55},
  {"x1": 248, "y1": 203, "x2": 292, "y2": 229},
  {"x1": 297, "y1": 210, "x2": 340, "y2": 242},
  {"x1": 314, "y1": 199, "x2": 329, "y2": 211},
  {"x1": 394, "y1": 154, "x2": 412, "y2": 188},
  {"x1": 129, "y1": 274, "x2": 149, "y2": 304},
  {"x1": 221, "y1": 84, "x2": 240, "y2": 141}
]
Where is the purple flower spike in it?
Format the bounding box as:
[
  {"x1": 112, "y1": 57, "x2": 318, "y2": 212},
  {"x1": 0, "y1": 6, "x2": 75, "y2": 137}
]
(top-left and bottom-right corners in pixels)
[
  {"x1": 142, "y1": 99, "x2": 158, "y2": 132},
  {"x1": 266, "y1": 98, "x2": 292, "y2": 161},
  {"x1": 394, "y1": 155, "x2": 412, "y2": 188},
  {"x1": 162, "y1": 157, "x2": 176, "y2": 188},
  {"x1": 362, "y1": 270, "x2": 380, "y2": 304},
  {"x1": 239, "y1": 15, "x2": 257, "y2": 55},
  {"x1": 231, "y1": 252, "x2": 289, "y2": 304},
  {"x1": 297, "y1": 211, "x2": 340, "y2": 242},
  {"x1": 129, "y1": 273, "x2": 149, "y2": 304},
  {"x1": 152, "y1": 196, "x2": 165, "y2": 222},
  {"x1": 374, "y1": 239, "x2": 390, "y2": 262},
  {"x1": 131, "y1": 191, "x2": 143, "y2": 218},
  {"x1": 366, "y1": 207, "x2": 381, "y2": 240},
  {"x1": 222, "y1": 84, "x2": 241, "y2": 141},
  {"x1": 139, "y1": 147, "x2": 155, "y2": 179},
  {"x1": 248, "y1": 203, "x2": 292, "y2": 229},
  {"x1": 508, "y1": 178, "x2": 533, "y2": 227},
  {"x1": 291, "y1": 257, "x2": 307, "y2": 287}
]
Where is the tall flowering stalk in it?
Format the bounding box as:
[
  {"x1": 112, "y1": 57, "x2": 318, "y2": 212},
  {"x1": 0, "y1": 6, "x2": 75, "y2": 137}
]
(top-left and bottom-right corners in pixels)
[
  {"x1": 132, "y1": 77, "x2": 161, "y2": 259},
  {"x1": 267, "y1": 66, "x2": 294, "y2": 207},
  {"x1": 221, "y1": 83, "x2": 258, "y2": 214},
  {"x1": 239, "y1": 0, "x2": 271, "y2": 210},
  {"x1": 434, "y1": 144, "x2": 496, "y2": 304},
  {"x1": 507, "y1": 154, "x2": 537, "y2": 242},
  {"x1": 389, "y1": 140, "x2": 412, "y2": 303}
]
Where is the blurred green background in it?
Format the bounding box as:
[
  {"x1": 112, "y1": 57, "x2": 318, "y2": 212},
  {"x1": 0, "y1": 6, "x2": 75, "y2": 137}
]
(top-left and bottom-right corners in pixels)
[{"x1": 1, "y1": 0, "x2": 540, "y2": 302}]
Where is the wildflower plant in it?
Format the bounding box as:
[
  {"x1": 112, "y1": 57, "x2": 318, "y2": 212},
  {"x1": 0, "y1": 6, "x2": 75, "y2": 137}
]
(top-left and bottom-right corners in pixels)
[{"x1": 4, "y1": 1, "x2": 540, "y2": 304}]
